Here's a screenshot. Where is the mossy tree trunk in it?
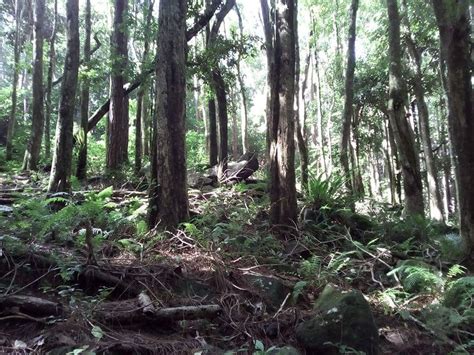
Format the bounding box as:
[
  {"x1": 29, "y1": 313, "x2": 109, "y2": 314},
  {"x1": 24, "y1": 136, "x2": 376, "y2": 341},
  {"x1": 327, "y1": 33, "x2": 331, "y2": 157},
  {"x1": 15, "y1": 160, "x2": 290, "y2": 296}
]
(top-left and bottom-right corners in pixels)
[{"x1": 48, "y1": 0, "x2": 80, "y2": 193}]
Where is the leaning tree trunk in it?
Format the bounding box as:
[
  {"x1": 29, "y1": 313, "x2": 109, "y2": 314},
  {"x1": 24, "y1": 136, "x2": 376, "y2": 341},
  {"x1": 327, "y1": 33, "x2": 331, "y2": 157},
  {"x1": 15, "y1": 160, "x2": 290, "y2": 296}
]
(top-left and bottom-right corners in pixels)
[
  {"x1": 6, "y1": 0, "x2": 23, "y2": 161},
  {"x1": 148, "y1": 0, "x2": 189, "y2": 229},
  {"x1": 23, "y1": 0, "x2": 45, "y2": 171},
  {"x1": 48, "y1": 0, "x2": 80, "y2": 192},
  {"x1": 432, "y1": 0, "x2": 474, "y2": 261},
  {"x1": 386, "y1": 0, "x2": 424, "y2": 217},
  {"x1": 406, "y1": 35, "x2": 444, "y2": 222},
  {"x1": 340, "y1": 0, "x2": 359, "y2": 195},
  {"x1": 76, "y1": 0, "x2": 91, "y2": 180},
  {"x1": 269, "y1": 0, "x2": 297, "y2": 227},
  {"x1": 106, "y1": 0, "x2": 129, "y2": 171}
]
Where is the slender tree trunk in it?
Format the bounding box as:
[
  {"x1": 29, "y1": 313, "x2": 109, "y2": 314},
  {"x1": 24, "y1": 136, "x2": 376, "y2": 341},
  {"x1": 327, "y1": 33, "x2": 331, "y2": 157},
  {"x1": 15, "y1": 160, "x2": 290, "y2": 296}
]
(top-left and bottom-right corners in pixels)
[
  {"x1": 44, "y1": 0, "x2": 57, "y2": 161},
  {"x1": 405, "y1": 36, "x2": 444, "y2": 221},
  {"x1": 208, "y1": 0, "x2": 235, "y2": 177},
  {"x1": 386, "y1": 0, "x2": 424, "y2": 217},
  {"x1": 6, "y1": 0, "x2": 23, "y2": 161},
  {"x1": 48, "y1": 0, "x2": 80, "y2": 192},
  {"x1": 432, "y1": 0, "x2": 474, "y2": 261},
  {"x1": 340, "y1": 0, "x2": 359, "y2": 194},
  {"x1": 106, "y1": 0, "x2": 129, "y2": 171},
  {"x1": 208, "y1": 97, "x2": 218, "y2": 166},
  {"x1": 260, "y1": 0, "x2": 274, "y2": 160},
  {"x1": 23, "y1": 0, "x2": 45, "y2": 171},
  {"x1": 294, "y1": 0, "x2": 309, "y2": 190},
  {"x1": 148, "y1": 0, "x2": 189, "y2": 229},
  {"x1": 76, "y1": 0, "x2": 91, "y2": 180},
  {"x1": 269, "y1": 0, "x2": 297, "y2": 227},
  {"x1": 235, "y1": 5, "x2": 249, "y2": 154}
]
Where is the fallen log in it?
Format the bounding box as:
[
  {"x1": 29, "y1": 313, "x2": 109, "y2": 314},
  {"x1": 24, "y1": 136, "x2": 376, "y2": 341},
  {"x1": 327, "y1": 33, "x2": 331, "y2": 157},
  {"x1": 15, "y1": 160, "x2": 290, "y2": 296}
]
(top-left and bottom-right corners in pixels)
[
  {"x1": 0, "y1": 295, "x2": 63, "y2": 317},
  {"x1": 78, "y1": 266, "x2": 140, "y2": 298},
  {"x1": 97, "y1": 299, "x2": 221, "y2": 326},
  {"x1": 208, "y1": 152, "x2": 259, "y2": 183}
]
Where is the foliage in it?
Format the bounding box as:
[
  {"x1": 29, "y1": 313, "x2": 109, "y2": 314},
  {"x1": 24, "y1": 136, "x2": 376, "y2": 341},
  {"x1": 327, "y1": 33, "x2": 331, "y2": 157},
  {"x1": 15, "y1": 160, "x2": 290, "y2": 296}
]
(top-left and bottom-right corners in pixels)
[{"x1": 304, "y1": 172, "x2": 347, "y2": 208}]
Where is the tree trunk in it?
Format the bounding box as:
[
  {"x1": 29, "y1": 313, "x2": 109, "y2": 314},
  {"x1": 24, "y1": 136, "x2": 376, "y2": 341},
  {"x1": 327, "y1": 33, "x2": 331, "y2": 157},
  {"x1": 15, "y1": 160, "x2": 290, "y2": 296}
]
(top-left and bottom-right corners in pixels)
[
  {"x1": 235, "y1": 5, "x2": 249, "y2": 154},
  {"x1": 386, "y1": 0, "x2": 424, "y2": 217},
  {"x1": 43, "y1": 0, "x2": 58, "y2": 161},
  {"x1": 432, "y1": 0, "x2": 474, "y2": 261},
  {"x1": 208, "y1": 0, "x2": 235, "y2": 178},
  {"x1": 294, "y1": 0, "x2": 309, "y2": 190},
  {"x1": 76, "y1": 0, "x2": 91, "y2": 180},
  {"x1": 6, "y1": 0, "x2": 23, "y2": 161},
  {"x1": 260, "y1": 0, "x2": 274, "y2": 160},
  {"x1": 208, "y1": 97, "x2": 218, "y2": 166},
  {"x1": 340, "y1": 0, "x2": 359, "y2": 195},
  {"x1": 405, "y1": 35, "x2": 444, "y2": 222},
  {"x1": 48, "y1": 0, "x2": 80, "y2": 192},
  {"x1": 148, "y1": 0, "x2": 189, "y2": 229},
  {"x1": 106, "y1": 0, "x2": 129, "y2": 171},
  {"x1": 269, "y1": 0, "x2": 297, "y2": 227},
  {"x1": 22, "y1": 0, "x2": 45, "y2": 171}
]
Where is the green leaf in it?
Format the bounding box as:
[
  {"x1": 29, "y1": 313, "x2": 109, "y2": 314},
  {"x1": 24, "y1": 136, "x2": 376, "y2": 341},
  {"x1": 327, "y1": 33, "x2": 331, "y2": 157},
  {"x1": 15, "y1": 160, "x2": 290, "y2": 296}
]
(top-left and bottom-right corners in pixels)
[
  {"x1": 91, "y1": 325, "x2": 104, "y2": 340},
  {"x1": 97, "y1": 186, "x2": 113, "y2": 199},
  {"x1": 254, "y1": 340, "x2": 265, "y2": 351}
]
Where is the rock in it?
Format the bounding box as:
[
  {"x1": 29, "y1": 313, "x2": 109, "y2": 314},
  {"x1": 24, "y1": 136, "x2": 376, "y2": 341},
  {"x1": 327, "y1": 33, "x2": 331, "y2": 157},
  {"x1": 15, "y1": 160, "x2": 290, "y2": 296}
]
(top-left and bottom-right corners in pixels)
[
  {"x1": 243, "y1": 273, "x2": 291, "y2": 309},
  {"x1": 267, "y1": 346, "x2": 301, "y2": 355},
  {"x1": 0, "y1": 205, "x2": 13, "y2": 215},
  {"x1": 296, "y1": 284, "x2": 378, "y2": 355}
]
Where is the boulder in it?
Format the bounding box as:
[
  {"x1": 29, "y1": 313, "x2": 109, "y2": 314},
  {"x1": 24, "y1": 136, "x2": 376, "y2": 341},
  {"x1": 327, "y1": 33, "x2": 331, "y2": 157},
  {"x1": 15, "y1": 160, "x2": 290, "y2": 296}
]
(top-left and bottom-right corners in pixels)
[
  {"x1": 243, "y1": 273, "x2": 291, "y2": 309},
  {"x1": 268, "y1": 346, "x2": 301, "y2": 355},
  {"x1": 296, "y1": 284, "x2": 378, "y2": 355}
]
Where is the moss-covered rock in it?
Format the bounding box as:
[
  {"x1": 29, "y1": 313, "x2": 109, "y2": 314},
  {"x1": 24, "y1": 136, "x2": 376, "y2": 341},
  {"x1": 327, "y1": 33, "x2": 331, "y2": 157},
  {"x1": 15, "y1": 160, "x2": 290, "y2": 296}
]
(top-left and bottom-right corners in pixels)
[
  {"x1": 296, "y1": 284, "x2": 378, "y2": 355},
  {"x1": 267, "y1": 346, "x2": 301, "y2": 355}
]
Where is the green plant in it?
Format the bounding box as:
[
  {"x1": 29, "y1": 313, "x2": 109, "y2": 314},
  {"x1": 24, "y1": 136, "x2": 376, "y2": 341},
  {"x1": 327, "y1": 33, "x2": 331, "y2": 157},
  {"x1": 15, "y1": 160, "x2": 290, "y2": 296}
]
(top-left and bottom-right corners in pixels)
[
  {"x1": 305, "y1": 172, "x2": 347, "y2": 208},
  {"x1": 388, "y1": 260, "x2": 443, "y2": 293}
]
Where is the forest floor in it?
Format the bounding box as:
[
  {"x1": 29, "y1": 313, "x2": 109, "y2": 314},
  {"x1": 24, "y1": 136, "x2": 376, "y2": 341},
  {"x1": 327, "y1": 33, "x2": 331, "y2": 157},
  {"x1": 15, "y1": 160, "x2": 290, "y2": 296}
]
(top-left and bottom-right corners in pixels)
[{"x1": 0, "y1": 171, "x2": 472, "y2": 354}]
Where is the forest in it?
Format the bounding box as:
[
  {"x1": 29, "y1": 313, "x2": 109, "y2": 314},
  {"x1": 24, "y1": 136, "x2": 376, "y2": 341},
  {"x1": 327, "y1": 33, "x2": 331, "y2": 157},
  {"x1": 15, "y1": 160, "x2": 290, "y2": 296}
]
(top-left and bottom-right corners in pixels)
[{"x1": 0, "y1": 0, "x2": 473, "y2": 353}]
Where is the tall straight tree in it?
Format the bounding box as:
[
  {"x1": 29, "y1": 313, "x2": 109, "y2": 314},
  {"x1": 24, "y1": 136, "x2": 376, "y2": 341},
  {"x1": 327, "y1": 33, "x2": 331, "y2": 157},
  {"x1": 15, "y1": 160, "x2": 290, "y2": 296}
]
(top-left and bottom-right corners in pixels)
[
  {"x1": 148, "y1": 0, "x2": 189, "y2": 228},
  {"x1": 269, "y1": 0, "x2": 297, "y2": 227},
  {"x1": 340, "y1": 0, "x2": 359, "y2": 195},
  {"x1": 44, "y1": 0, "x2": 58, "y2": 160},
  {"x1": 76, "y1": 0, "x2": 91, "y2": 180},
  {"x1": 432, "y1": 0, "x2": 474, "y2": 261},
  {"x1": 107, "y1": 0, "x2": 129, "y2": 171},
  {"x1": 386, "y1": 0, "x2": 424, "y2": 217},
  {"x1": 22, "y1": 0, "x2": 45, "y2": 171},
  {"x1": 48, "y1": 0, "x2": 80, "y2": 192},
  {"x1": 6, "y1": 0, "x2": 23, "y2": 160}
]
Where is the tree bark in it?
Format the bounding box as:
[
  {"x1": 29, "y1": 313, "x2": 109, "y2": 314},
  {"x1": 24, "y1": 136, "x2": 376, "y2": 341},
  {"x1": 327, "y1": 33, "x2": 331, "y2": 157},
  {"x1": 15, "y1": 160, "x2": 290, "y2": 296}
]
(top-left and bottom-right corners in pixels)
[
  {"x1": 22, "y1": 0, "x2": 45, "y2": 171},
  {"x1": 208, "y1": 97, "x2": 218, "y2": 166},
  {"x1": 269, "y1": 0, "x2": 297, "y2": 228},
  {"x1": 405, "y1": 35, "x2": 444, "y2": 222},
  {"x1": 76, "y1": 0, "x2": 91, "y2": 180},
  {"x1": 148, "y1": 0, "x2": 189, "y2": 229},
  {"x1": 432, "y1": 0, "x2": 474, "y2": 261},
  {"x1": 340, "y1": 0, "x2": 359, "y2": 195},
  {"x1": 6, "y1": 0, "x2": 23, "y2": 161},
  {"x1": 106, "y1": 0, "x2": 129, "y2": 171},
  {"x1": 386, "y1": 0, "x2": 424, "y2": 217},
  {"x1": 48, "y1": 0, "x2": 80, "y2": 193},
  {"x1": 43, "y1": 0, "x2": 58, "y2": 161}
]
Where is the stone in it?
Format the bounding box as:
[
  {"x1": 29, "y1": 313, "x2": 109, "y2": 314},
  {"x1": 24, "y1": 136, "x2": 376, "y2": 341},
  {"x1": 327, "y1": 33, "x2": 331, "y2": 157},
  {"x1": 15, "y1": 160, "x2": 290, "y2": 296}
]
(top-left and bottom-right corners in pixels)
[
  {"x1": 296, "y1": 284, "x2": 378, "y2": 355},
  {"x1": 243, "y1": 273, "x2": 291, "y2": 309},
  {"x1": 267, "y1": 346, "x2": 301, "y2": 355}
]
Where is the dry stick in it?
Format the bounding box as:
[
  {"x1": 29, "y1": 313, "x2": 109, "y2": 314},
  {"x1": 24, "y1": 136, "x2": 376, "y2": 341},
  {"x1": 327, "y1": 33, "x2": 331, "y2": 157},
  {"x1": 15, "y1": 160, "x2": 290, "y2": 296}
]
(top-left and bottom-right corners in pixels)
[{"x1": 273, "y1": 292, "x2": 291, "y2": 319}]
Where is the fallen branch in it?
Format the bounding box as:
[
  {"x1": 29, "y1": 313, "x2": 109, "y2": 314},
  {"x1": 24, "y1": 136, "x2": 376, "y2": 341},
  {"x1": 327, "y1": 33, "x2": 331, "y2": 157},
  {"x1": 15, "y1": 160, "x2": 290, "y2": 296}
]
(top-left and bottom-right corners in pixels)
[{"x1": 0, "y1": 295, "x2": 63, "y2": 317}]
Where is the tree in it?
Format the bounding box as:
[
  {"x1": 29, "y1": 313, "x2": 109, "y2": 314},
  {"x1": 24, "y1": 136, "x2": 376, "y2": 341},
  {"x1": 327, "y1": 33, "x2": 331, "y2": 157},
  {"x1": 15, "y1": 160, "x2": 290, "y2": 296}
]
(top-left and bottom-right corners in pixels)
[
  {"x1": 208, "y1": 0, "x2": 236, "y2": 177},
  {"x1": 107, "y1": 0, "x2": 129, "y2": 171},
  {"x1": 6, "y1": 0, "x2": 23, "y2": 161},
  {"x1": 22, "y1": 0, "x2": 45, "y2": 171},
  {"x1": 44, "y1": 0, "x2": 58, "y2": 161},
  {"x1": 76, "y1": 0, "x2": 91, "y2": 180},
  {"x1": 386, "y1": 0, "x2": 424, "y2": 217},
  {"x1": 269, "y1": 0, "x2": 297, "y2": 227},
  {"x1": 48, "y1": 0, "x2": 80, "y2": 193},
  {"x1": 340, "y1": 0, "x2": 359, "y2": 195},
  {"x1": 148, "y1": 0, "x2": 189, "y2": 228},
  {"x1": 432, "y1": 0, "x2": 474, "y2": 260}
]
